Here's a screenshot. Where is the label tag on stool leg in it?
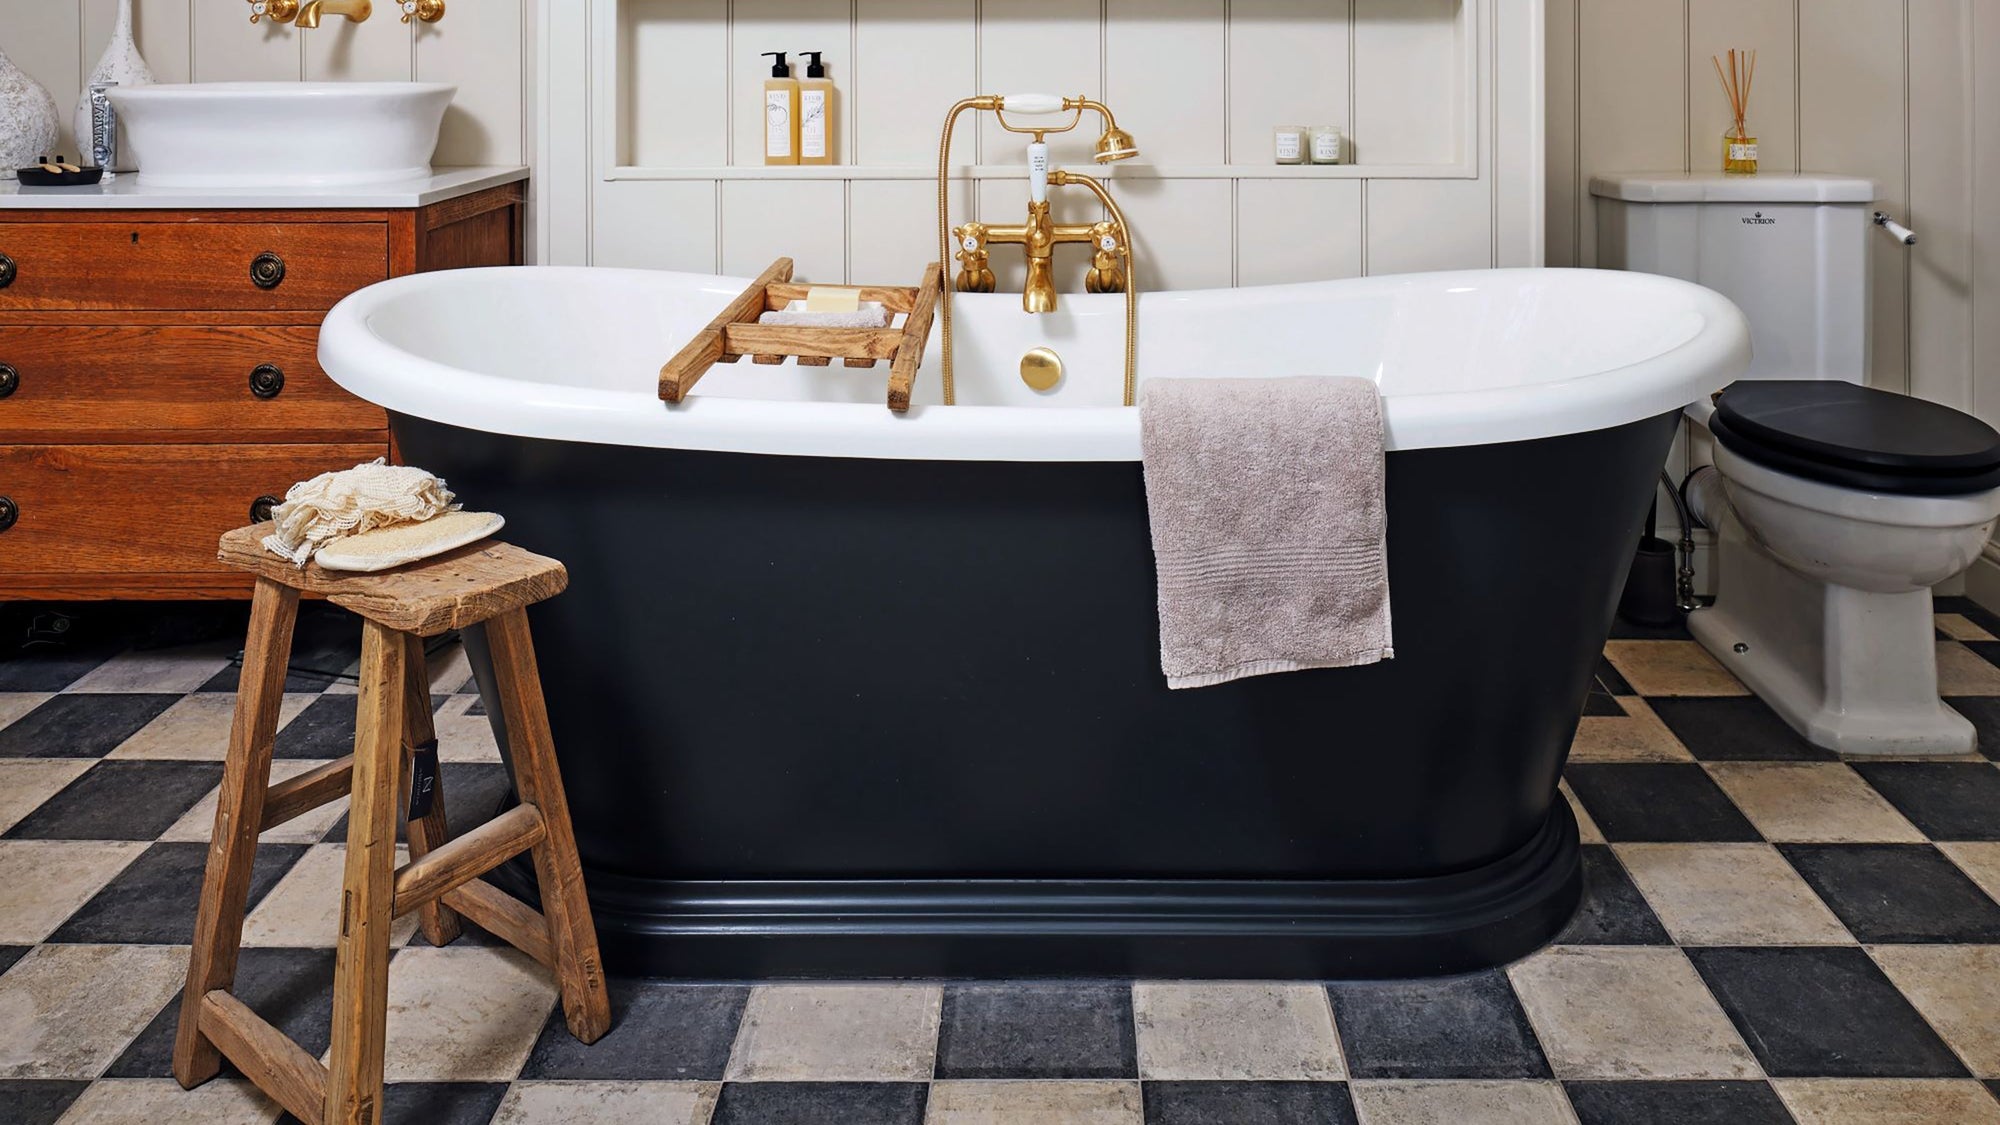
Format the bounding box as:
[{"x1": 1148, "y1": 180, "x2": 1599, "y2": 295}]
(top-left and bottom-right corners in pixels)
[{"x1": 407, "y1": 738, "x2": 440, "y2": 821}]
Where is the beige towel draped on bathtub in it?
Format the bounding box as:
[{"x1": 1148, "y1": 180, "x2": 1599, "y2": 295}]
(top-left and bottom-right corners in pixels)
[{"x1": 1140, "y1": 376, "x2": 1393, "y2": 689}]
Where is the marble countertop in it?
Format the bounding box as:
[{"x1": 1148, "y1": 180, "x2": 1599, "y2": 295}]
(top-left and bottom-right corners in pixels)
[{"x1": 0, "y1": 165, "x2": 527, "y2": 210}]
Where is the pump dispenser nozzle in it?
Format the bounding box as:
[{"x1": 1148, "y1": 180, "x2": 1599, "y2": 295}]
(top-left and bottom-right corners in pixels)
[
  {"x1": 800, "y1": 50, "x2": 826, "y2": 78},
  {"x1": 762, "y1": 51, "x2": 790, "y2": 78}
]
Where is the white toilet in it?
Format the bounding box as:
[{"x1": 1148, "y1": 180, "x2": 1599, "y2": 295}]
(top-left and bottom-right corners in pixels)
[{"x1": 1593, "y1": 172, "x2": 2000, "y2": 756}]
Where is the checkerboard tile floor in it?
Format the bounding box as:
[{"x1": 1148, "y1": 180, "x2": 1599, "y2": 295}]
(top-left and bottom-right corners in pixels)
[{"x1": 4, "y1": 601, "x2": 2000, "y2": 1124}]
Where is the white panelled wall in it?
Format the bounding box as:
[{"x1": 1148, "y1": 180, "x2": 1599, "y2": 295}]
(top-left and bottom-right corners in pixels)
[
  {"x1": 4, "y1": 0, "x2": 528, "y2": 165},
  {"x1": 536, "y1": 0, "x2": 1545, "y2": 286},
  {"x1": 1546, "y1": 0, "x2": 2000, "y2": 604}
]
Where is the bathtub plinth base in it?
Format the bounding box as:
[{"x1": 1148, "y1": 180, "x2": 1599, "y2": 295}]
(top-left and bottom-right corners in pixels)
[{"x1": 496, "y1": 802, "x2": 1580, "y2": 980}]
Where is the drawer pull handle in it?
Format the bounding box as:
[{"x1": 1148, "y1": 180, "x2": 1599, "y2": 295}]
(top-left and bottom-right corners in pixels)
[
  {"x1": 0, "y1": 253, "x2": 14, "y2": 289},
  {"x1": 249, "y1": 363, "x2": 286, "y2": 399},
  {"x1": 250, "y1": 251, "x2": 287, "y2": 290},
  {"x1": 0, "y1": 364, "x2": 16, "y2": 399},
  {"x1": 0, "y1": 496, "x2": 15, "y2": 533},
  {"x1": 250, "y1": 495, "x2": 282, "y2": 524}
]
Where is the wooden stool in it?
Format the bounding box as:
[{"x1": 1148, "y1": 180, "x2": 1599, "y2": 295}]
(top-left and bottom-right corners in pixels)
[{"x1": 173, "y1": 526, "x2": 611, "y2": 1125}]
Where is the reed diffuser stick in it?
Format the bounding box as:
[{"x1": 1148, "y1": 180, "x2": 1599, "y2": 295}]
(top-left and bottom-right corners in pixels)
[{"x1": 1713, "y1": 47, "x2": 1759, "y2": 172}]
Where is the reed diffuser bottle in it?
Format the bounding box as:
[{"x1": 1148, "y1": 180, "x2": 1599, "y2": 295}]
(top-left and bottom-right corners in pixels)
[{"x1": 1714, "y1": 48, "x2": 1758, "y2": 174}]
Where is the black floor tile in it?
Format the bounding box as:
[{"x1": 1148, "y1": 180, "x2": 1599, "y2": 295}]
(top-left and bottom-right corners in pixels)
[
  {"x1": 1851, "y1": 761, "x2": 2000, "y2": 841},
  {"x1": 275, "y1": 694, "x2": 360, "y2": 759},
  {"x1": 1142, "y1": 1081, "x2": 1357, "y2": 1125},
  {"x1": 0, "y1": 946, "x2": 27, "y2": 977},
  {"x1": 1781, "y1": 843, "x2": 2000, "y2": 943},
  {"x1": 935, "y1": 982, "x2": 1138, "y2": 1080},
  {"x1": 1687, "y1": 946, "x2": 1966, "y2": 1078},
  {"x1": 0, "y1": 1080, "x2": 90, "y2": 1125},
  {"x1": 1609, "y1": 614, "x2": 1693, "y2": 641},
  {"x1": 3, "y1": 761, "x2": 222, "y2": 840},
  {"x1": 1556, "y1": 845, "x2": 1673, "y2": 945},
  {"x1": 108, "y1": 947, "x2": 336, "y2": 1078},
  {"x1": 465, "y1": 698, "x2": 486, "y2": 717},
  {"x1": 201, "y1": 605, "x2": 363, "y2": 695},
  {"x1": 1582, "y1": 693, "x2": 1626, "y2": 718},
  {"x1": 1950, "y1": 698, "x2": 2000, "y2": 761},
  {"x1": 49, "y1": 841, "x2": 304, "y2": 945},
  {"x1": 324, "y1": 762, "x2": 513, "y2": 844},
  {"x1": 0, "y1": 694, "x2": 180, "y2": 759},
  {"x1": 1648, "y1": 697, "x2": 1836, "y2": 761},
  {"x1": 1935, "y1": 597, "x2": 2000, "y2": 636},
  {"x1": 0, "y1": 644, "x2": 119, "y2": 693},
  {"x1": 1326, "y1": 970, "x2": 1549, "y2": 1079},
  {"x1": 1595, "y1": 655, "x2": 1635, "y2": 696},
  {"x1": 710, "y1": 1082, "x2": 927, "y2": 1125},
  {"x1": 278, "y1": 1082, "x2": 509, "y2": 1125},
  {"x1": 1563, "y1": 764, "x2": 1761, "y2": 842},
  {"x1": 1563, "y1": 1080, "x2": 1794, "y2": 1125},
  {"x1": 1965, "y1": 640, "x2": 2000, "y2": 674},
  {"x1": 520, "y1": 979, "x2": 749, "y2": 1080}
]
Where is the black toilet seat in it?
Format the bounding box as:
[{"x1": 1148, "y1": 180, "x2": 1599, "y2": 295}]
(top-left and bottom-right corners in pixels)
[{"x1": 1710, "y1": 380, "x2": 2000, "y2": 497}]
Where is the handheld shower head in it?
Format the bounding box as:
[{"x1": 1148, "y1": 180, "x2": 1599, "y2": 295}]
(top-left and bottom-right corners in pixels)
[{"x1": 1093, "y1": 125, "x2": 1139, "y2": 162}]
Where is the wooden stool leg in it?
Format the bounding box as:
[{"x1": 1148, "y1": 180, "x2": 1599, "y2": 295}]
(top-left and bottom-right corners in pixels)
[
  {"x1": 400, "y1": 634, "x2": 463, "y2": 947},
  {"x1": 484, "y1": 608, "x2": 612, "y2": 1044},
  {"x1": 174, "y1": 578, "x2": 301, "y2": 1089},
  {"x1": 324, "y1": 620, "x2": 408, "y2": 1125}
]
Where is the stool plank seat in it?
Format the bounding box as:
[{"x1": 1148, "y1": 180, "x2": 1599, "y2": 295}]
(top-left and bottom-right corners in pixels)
[{"x1": 175, "y1": 523, "x2": 610, "y2": 1125}]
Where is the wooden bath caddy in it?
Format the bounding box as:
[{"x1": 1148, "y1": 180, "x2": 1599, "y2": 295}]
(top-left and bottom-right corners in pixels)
[{"x1": 658, "y1": 257, "x2": 942, "y2": 413}]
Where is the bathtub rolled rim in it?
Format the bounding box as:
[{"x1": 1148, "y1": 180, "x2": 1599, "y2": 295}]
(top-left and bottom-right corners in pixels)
[{"x1": 318, "y1": 265, "x2": 1751, "y2": 462}]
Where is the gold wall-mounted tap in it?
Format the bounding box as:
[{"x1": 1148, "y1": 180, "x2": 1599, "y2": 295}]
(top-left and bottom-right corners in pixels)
[
  {"x1": 295, "y1": 0, "x2": 372, "y2": 27},
  {"x1": 399, "y1": 0, "x2": 446, "y2": 23},
  {"x1": 247, "y1": 0, "x2": 300, "y2": 23},
  {"x1": 934, "y1": 93, "x2": 1141, "y2": 406}
]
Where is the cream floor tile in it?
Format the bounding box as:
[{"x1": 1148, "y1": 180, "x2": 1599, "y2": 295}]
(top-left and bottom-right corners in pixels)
[
  {"x1": 1348, "y1": 1080, "x2": 1578, "y2": 1125},
  {"x1": 1506, "y1": 946, "x2": 1759, "y2": 1080},
  {"x1": 65, "y1": 644, "x2": 234, "y2": 694},
  {"x1": 1937, "y1": 641, "x2": 2000, "y2": 696},
  {"x1": 0, "y1": 943, "x2": 188, "y2": 1079},
  {"x1": 160, "y1": 759, "x2": 344, "y2": 844},
  {"x1": 0, "y1": 759, "x2": 92, "y2": 834},
  {"x1": 1569, "y1": 698, "x2": 1693, "y2": 762},
  {"x1": 1705, "y1": 763, "x2": 1925, "y2": 843},
  {"x1": 426, "y1": 642, "x2": 475, "y2": 694},
  {"x1": 1602, "y1": 641, "x2": 1749, "y2": 696},
  {"x1": 726, "y1": 983, "x2": 943, "y2": 1082},
  {"x1": 927, "y1": 1081, "x2": 1144, "y2": 1124},
  {"x1": 0, "y1": 692, "x2": 52, "y2": 730},
  {"x1": 436, "y1": 709, "x2": 502, "y2": 763},
  {"x1": 0, "y1": 840, "x2": 146, "y2": 944},
  {"x1": 380, "y1": 946, "x2": 557, "y2": 1082},
  {"x1": 242, "y1": 843, "x2": 419, "y2": 948},
  {"x1": 1614, "y1": 843, "x2": 1851, "y2": 946},
  {"x1": 432, "y1": 693, "x2": 476, "y2": 719},
  {"x1": 1561, "y1": 780, "x2": 1603, "y2": 845},
  {"x1": 1868, "y1": 945, "x2": 2000, "y2": 1077},
  {"x1": 106, "y1": 693, "x2": 316, "y2": 760},
  {"x1": 1935, "y1": 613, "x2": 1997, "y2": 642},
  {"x1": 492, "y1": 1081, "x2": 720, "y2": 1125},
  {"x1": 1772, "y1": 1078, "x2": 2000, "y2": 1125},
  {"x1": 56, "y1": 1078, "x2": 282, "y2": 1124},
  {"x1": 1133, "y1": 982, "x2": 1342, "y2": 1080},
  {"x1": 1939, "y1": 842, "x2": 2000, "y2": 903}
]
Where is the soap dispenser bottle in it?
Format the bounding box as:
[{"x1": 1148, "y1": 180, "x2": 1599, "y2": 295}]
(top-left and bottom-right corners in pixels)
[
  {"x1": 762, "y1": 51, "x2": 799, "y2": 166},
  {"x1": 797, "y1": 51, "x2": 836, "y2": 166}
]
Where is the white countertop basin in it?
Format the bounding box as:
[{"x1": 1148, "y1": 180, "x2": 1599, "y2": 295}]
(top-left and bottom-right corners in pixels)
[{"x1": 108, "y1": 82, "x2": 456, "y2": 189}]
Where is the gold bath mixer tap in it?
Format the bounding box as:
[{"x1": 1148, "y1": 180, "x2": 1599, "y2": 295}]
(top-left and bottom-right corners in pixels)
[
  {"x1": 251, "y1": 0, "x2": 441, "y2": 24},
  {"x1": 935, "y1": 94, "x2": 1140, "y2": 406}
]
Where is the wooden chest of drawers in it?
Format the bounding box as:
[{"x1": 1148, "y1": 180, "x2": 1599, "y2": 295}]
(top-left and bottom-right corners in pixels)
[{"x1": 0, "y1": 184, "x2": 524, "y2": 600}]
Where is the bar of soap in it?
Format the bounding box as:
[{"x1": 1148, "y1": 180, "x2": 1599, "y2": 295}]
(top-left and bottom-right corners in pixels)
[{"x1": 805, "y1": 286, "x2": 862, "y2": 313}]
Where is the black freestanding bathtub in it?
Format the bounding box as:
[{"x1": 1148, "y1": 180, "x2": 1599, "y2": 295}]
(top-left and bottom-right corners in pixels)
[{"x1": 321, "y1": 265, "x2": 1750, "y2": 978}]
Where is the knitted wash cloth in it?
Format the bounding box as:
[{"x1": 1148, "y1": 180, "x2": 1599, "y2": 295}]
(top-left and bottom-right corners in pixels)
[{"x1": 260, "y1": 458, "x2": 460, "y2": 568}]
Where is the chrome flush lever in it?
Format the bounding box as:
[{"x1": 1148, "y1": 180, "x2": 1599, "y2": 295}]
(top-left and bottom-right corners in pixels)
[{"x1": 1873, "y1": 211, "x2": 1917, "y2": 246}]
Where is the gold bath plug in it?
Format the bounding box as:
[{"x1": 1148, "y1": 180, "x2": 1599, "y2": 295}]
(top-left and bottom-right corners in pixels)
[{"x1": 1020, "y1": 347, "x2": 1063, "y2": 393}]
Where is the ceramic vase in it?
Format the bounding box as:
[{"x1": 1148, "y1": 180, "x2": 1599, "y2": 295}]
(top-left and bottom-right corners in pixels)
[
  {"x1": 74, "y1": 0, "x2": 154, "y2": 171},
  {"x1": 0, "y1": 45, "x2": 61, "y2": 180}
]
